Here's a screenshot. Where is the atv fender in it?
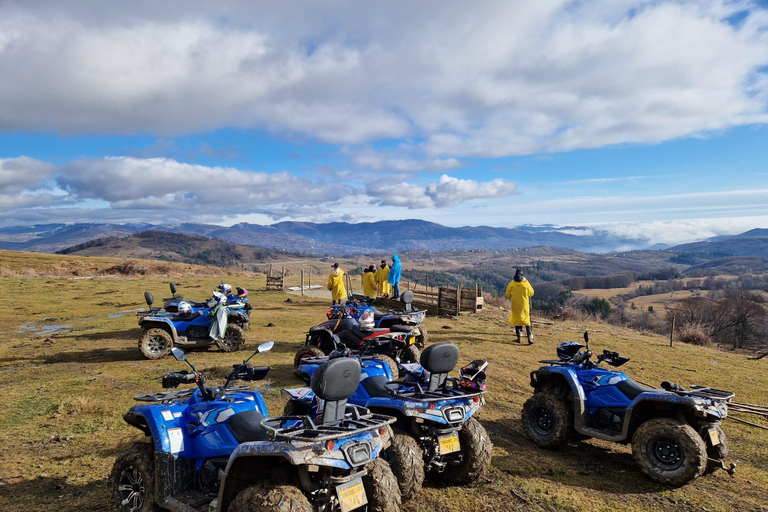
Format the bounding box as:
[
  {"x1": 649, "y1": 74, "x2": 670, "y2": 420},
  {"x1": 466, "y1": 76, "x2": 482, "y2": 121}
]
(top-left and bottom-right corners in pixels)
[
  {"x1": 138, "y1": 317, "x2": 178, "y2": 343},
  {"x1": 122, "y1": 406, "x2": 186, "y2": 455}
]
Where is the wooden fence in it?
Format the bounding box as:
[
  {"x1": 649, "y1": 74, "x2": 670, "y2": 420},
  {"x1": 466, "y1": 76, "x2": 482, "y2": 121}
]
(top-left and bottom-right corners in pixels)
[{"x1": 375, "y1": 283, "x2": 483, "y2": 316}]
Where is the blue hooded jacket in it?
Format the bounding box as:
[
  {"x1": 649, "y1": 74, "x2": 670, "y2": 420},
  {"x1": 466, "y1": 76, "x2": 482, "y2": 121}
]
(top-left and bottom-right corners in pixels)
[{"x1": 388, "y1": 254, "x2": 401, "y2": 284}]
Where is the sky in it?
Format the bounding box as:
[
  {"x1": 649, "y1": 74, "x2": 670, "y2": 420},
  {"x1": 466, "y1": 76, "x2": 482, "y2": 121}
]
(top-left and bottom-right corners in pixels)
[{"x1": 0, "y1": 0, "x2": 767, "y2": 246}]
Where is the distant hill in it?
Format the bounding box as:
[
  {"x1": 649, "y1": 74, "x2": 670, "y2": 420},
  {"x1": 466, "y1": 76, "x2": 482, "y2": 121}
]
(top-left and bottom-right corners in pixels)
[
  {"x1": 56, "y1": 231, "x2": 288, "y2": 268},
  {"x1": 667, "y1": 230, "x2": 768, "y2": 259}
]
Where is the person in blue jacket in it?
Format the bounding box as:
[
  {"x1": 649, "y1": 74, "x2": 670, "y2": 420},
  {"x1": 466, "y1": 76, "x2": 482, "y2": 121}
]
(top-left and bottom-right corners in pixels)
[{"x1": 388, "y1": 254, "x2": 402, "y2": 299}]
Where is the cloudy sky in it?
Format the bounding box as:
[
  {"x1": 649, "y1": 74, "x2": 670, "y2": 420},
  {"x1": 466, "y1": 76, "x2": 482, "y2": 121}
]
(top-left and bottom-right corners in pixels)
[{"x1": 0, "y1": 0, "x2": 767, "y2": 244}]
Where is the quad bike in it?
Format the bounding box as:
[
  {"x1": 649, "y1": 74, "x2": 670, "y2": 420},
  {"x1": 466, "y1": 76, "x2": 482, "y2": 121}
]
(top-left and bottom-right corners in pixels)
[
  {"x1": 112, "y1": 344, "x2": 401, "y2": 512},
  {"x1": 294, "y1": 305, "x2": 420, "y2": 372},
  {"x1": 522, "y1": 332, "x2": 735, "y2": 487},
  {"x1": 137, "y1": 291, "x2": 248, "y2": 359},
  {"x1": 339, "y1": 291, "x2": 428, "y2": 348},
  {"x1": 288, "y1": 343, "x2": 493, "y2": 500},
  {"x1": 160, "y1": 282, "x2": 252, "y2": 331}
]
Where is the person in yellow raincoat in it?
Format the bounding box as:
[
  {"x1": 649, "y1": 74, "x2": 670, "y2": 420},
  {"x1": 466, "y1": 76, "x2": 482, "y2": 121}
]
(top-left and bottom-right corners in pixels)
[
  {"x1": 327, "y1": 262, "x2": 347, "y2": 305},
  {"x1": 505, "y1": 268, "x2": 535, "y2": 344},
  {"x1": 363, "y1": 265, "x2": 377, "y2": 299},
  {"x1": 375, "y1": 260, "x2": 391, "y2": 297}
]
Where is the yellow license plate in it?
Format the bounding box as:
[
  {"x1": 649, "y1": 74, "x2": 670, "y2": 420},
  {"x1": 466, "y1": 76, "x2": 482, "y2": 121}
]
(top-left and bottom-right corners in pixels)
[
  {"x1": 408, "y1": 336, "x2": 416, "y2": 345},
  {"x1": 708, "y1": 428, "x2": 720, "y2": 446},
  {"x1": 337, "y1": 480, "x2": 367, "y2": 512},
  {"x1": 438, "y1": 433, "x2": 460, "y2": 454}
]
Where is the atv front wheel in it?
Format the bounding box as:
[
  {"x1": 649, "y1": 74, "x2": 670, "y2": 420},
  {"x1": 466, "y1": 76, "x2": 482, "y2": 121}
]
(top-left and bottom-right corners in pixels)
[
  {"x1": 138, "y1": 328, "x2": 172, "y2": 360},
  {"x1": 443, "y1": 417, "x2": 493, "y2": 484},
  {"x1": 217, "y1": 324, "x2": 246, "y2": 352},
  {"x1": 293, "y1": 345, "x2": 326, "y2": 368},
  {"x1": 111, "y1": 442, "x2": 159, "y2": 512},
  {"x1": 229, "y1": 482, "x2": 312, "y2": 512},
  {"x1": 374, "y1": 354, "x2": 399, "y2": 380},
  {"x1": 521, "y1": 393, "x2": 572, "y2": 448},
  {"x1": 702, "y1": 424, "x2": 729, "y2": 475},
  {"x1": 415, "y1": 325, "x2": 428, "y2": 349},
  {"x1": 632, "y1": 418, "x2": 707, "y2": 486},
  {"x1": 402, "y1": 344, "x2": 420, "y2": 365},
  {"x1": 362, "y1": 457, "x2": 402, "y2": 512},
  {"x1": 383, "y1": 432, "x2": 424, "y2": 501}
]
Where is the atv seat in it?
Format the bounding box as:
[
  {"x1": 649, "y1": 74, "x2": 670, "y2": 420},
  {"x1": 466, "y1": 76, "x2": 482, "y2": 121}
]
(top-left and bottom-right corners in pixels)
[
  {"x1": 165, "y1": 311, "x2": 204, "y2": 323},
  {"x1": 387, "y1": 324, "x2": 412, "y2": 333},
  {"x1": 311, "y1": 358, "x2": 361, "y2": 425},
  {"x1": 617, "y1": 379, "x2": 655, "y2": 400},
  {"x1": 420, "y1": 343, "x2": 459, "y2": 392},
  {"x1": 373, "y1": 310, "x2": 387, "y2": 321},
  {"x1": 362, "y1": 375, "x2": 392, "y2": 398},
  {"x1": 228, "y1": 410, "x2": 270, "y2": 443}
]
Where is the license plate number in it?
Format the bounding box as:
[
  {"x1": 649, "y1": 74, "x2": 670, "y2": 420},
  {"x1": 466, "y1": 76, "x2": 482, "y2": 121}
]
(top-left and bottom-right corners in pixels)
[
  {"x1": 708, "y1": 427, "x2": 720, "y2": 446},
  {"x1": 337, "y1": 479, "x2": 367, "y2": 512},
  {"x1": 438, "y1": 433, "x2": 460, "y2": 454}
]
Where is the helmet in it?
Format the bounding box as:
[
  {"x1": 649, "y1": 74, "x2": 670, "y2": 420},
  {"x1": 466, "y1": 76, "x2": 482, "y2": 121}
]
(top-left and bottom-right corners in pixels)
[
  {"x1": 177, "y1": 301, "x2": 192, "y2": 315},
  {"x1": 557, "y1": 341, "x2": 585, "y2": 361},
  {"x1": 212, "y1": 291, "x2": 227, "y2": 304},
  {"x1": 217, "y1": 283, "x2": 232, "y2": 294},
  {"x1": 458, "y1": 359, "x2": 488, "y2": 391},
  {"x1": 236, "y1": 287, "x2": 248, "y2": 297},
  {"x1": 359, "y1": 309, "x2": 375, "y2": 331}
]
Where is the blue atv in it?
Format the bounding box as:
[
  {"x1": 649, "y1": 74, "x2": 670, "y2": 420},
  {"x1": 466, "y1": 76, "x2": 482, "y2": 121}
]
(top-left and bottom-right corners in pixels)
[
  {"x1": 288, "y1": 343, "x2": 493, "y2": 500},
  {"x1": 162, "y1": 282, "x2": 252, "y2": 331},
  {"x1": 522, "y1": 332, "x2": 735, "y2": 486},
  {"x1": 137, "y1": 291, "x2": 247, "y2": 359},
  {"x1": 112, "y1": 343, "x2": 401, "y2": 512},
  {"x1": 340, "y1": 291, "x2": 428, "y2": 348}
]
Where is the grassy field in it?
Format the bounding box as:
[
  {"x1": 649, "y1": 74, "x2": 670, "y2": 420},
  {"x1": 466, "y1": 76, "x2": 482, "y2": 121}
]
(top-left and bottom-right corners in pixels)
[{"x1": 1, "y1": 250, "x2": 767, "y2": 512}]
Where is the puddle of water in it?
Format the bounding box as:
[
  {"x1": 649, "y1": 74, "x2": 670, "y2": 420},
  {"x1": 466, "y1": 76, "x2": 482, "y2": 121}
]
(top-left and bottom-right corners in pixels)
[
  {"x1": 108, "y1": 313, "x2": 124, "y2": 318},
  {"x1": 15, "y1": 323, "x2": 71, "y2": 335}
]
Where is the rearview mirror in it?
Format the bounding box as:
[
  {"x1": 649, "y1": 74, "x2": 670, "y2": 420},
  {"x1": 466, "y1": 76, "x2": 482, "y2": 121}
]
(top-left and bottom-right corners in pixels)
[
  {"x1": 144, "y1": 291, "x2": 154, "y2": 307},
  {"x1": 170, "y1": 282, "x2": 177, "y2": 295},
  {"x1": 258, "y1": 341, "x2": 275, "y2": 353},
  {"x1": 171, "y1": 347, "x2": 187, "y2": 361}
]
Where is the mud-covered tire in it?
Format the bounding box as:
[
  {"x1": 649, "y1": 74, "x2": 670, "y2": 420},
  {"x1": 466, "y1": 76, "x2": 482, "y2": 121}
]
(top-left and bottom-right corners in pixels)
[
  {"x1": 702, "y1": 424, "x2": 729, "y2": 475},
  {"x1": 521, "y1": 393, "x2": 572, "y2": 448},
  {"x1": 362, "y1": 457, "x2": 402, "y2": 512},
  {"x1": 415, "y1": 325, "x2": 428, "y2": 349},
  {"x1": 402, "y1": 344, "x2": 420, "y2": 365},
  {"x1": 111, "y1": 441, "x2": 159, "y2": 512},
  {"x1": 138, "y1": 328, "x2": 172, "y2": 360},
  {"x1": 229, "y1": 482, "x2": 312, "y2": 512},
  {"x1": 443, "y1": 418, "x2": 493, "y2": 484},
  {"x1": 293, "y1": 345, "x2": 326, "y2": 368},
  {"x1": 632, "y1": 418, "x2": 707, "y2": 486},
  {"x1": 374, "y1": 354, "x2": 399, "y2": 380},
  {"x1": 217, "y1": 324, "x2": 246, "y2": 352},
  {"x1": 383, "y1": 433, "x2": 424, "y2": 501}
]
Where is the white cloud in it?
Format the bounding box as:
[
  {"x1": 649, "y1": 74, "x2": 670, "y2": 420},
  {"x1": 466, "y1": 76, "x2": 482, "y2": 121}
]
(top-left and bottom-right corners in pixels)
[
  {"x1": 366, "y1": 174, "x2": 518, "y2": 208},
  {"x1": 0, "y1": 1, "x2": 765, "y2": 157}
]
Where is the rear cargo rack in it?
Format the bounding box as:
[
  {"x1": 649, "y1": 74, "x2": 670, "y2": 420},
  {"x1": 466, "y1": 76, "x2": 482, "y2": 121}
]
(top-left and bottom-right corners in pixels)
[
  {"x1": 387, "y1": 379, "x2": 486, "y2": 402},
  {"x1": 261, "y1": 405, "x2": 394, "y2": 442},
  {"x1": 686, "y1": 385, "x2": 735, "y2": 401}
]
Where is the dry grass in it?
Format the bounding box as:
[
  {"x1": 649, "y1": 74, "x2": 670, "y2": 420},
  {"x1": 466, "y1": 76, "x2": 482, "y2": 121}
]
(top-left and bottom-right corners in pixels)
[{"x1": 0, "y1": 251, "x2": 767, "y2": 512}]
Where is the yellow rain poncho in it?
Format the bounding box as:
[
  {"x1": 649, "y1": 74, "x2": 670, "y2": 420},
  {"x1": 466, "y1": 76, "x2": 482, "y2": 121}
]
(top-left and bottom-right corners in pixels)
[
  {"x1": 505, "y1": 278, "x2": 535, "y2": 326},
  {"x1": 376, "y1": 265, "x2": 391, "y2": 295},
  {"x1": 327, "y1": 268, "x2": 347, "y2": 301},
  {"x1": 363, "y1": 271, "x2": 377, "y2": 298}
]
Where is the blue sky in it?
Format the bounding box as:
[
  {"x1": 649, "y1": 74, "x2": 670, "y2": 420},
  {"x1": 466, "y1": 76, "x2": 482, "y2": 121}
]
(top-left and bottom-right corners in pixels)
[{"x1": 0, "y1": 1, "x2": 767, "y2": 245}]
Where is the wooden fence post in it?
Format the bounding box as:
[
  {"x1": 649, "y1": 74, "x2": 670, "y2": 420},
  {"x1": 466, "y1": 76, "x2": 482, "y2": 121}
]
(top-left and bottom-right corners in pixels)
[
  {"x1": 669, "y1": 312, "x2": 675, "y2": 347},
  {"x1": 268, "y1": 263, "x2": 273, "y2": 276},
  {"x1": 437, "y1": 287, "x2": 443, "y2": 316},
  {"x1": 456, "y1": 284, "x2": 462, "y2": 316},
  {"x1": 308, "y1": 268, "x2": 312, "y2": 289},
  {"x1": 301, "y1": 269, "x2": 305, "y2": 296}
]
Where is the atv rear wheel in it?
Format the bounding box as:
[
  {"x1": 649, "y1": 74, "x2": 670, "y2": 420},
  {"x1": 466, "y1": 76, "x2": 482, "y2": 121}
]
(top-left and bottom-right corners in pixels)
[
  {"x1": 111, "y1": 441, "x2": 159, "y2": 512},
  {"x1": 383, "y1": 432, "x2": 424, "y2": 501},
  {"x1": 362, "y1": 457, "x2": 402, "y2": 512},
  {"x1": 702, "y1": 424, "x2": 729, "y2": 475},
  {"x1": 138, "y1": 328, "x2": 172, "y2": 360},
  {"x1": 374, "y1": 354, "x2": 399, "y2": 380},
  {"x1": 521, "y1": 393, "x2": 572, "y2": 448},
  {"x1": 632, "y1": 418, "x2": 707, "y2": 486},
  {"x1": 415, "y1": 325, "x2": 428, "y2": 349},
  {"x1": 217, "y1": 324, "x2": 246, "y2": 352},
  {"x1": 402, "y1": 344, "x2": 420, "y2": 365},
  {"x1": 293, "y1": 345, "x2": 326, "y2": 368},
  {"x1": 443, "y1": 417, "x2": 493, "y2": 484},
  {"x1": 229, "y1": 482, "x2": 312, "y2": 512}
]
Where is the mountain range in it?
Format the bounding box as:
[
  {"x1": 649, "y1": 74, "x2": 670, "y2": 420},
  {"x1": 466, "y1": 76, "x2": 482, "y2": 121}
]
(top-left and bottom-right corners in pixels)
[{"x1": 0, "y1": 220, "x2": 766, "y2": 258}]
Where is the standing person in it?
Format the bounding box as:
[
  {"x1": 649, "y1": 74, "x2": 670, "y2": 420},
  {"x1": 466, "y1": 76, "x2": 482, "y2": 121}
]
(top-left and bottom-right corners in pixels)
[
  {"x1": 363, "y1": 265, "x2": 377, "y2": 299},
  {"x1": 505, "y1": 268, "x2": 535, "y2": 344},
  {"x1": 388, "y1": 254, "x2": 402, "y2": 300},
  {"x1": 327, "y1": 262, "x2": 347, "y2": 305},
  {"x1": 376, "y1": 260, "x2": 391, "y2": 298}
]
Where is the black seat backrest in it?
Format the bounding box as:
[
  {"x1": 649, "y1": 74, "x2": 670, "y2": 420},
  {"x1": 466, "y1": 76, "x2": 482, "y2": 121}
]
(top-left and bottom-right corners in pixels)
[
  {"x1": 400, "y1": 290, "x2": 414, "y2": 312},
  {"x1": 419, "y1": 343, "x2": 459, "y2": 391},
  {"x1": 310, "y1": 358, "x2": 361, "y2": 425}
]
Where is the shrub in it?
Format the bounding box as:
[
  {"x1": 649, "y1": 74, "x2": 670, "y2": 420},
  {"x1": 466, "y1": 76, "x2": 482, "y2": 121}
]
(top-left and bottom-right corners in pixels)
[
  {"x1": 104, "y1": 259, "x2": 149, "y2": 276},
  {"x1": 676, "y1": 323, "x2": 712, "y2": 346}
]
